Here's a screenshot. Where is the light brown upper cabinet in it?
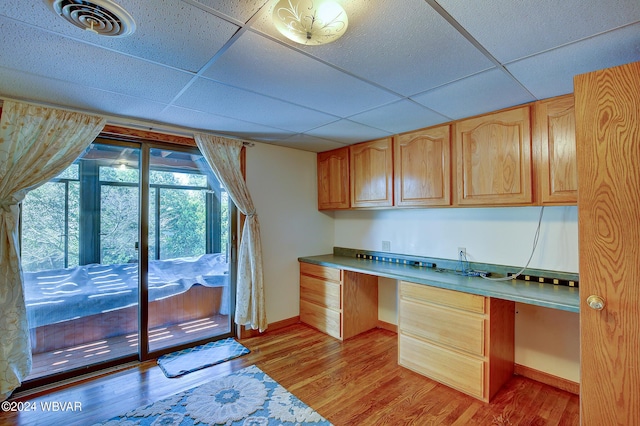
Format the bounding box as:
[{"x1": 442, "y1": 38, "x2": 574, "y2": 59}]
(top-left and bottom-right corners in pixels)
[
  {"x1": 317, "y1": 146, "x2": 350, "y2": 210},
  {"x1": 394, "y1": 125, "x2": 451, "y2": 207},
  {"x1": 350, "y1": 137, "x2": 393, "y2": 208},
  {"x1": 534, "y1": 95, "x2": 577, "y2": 205},
  {"x1": 455, "y1": 106, "x2": 533, "y2": 206}
]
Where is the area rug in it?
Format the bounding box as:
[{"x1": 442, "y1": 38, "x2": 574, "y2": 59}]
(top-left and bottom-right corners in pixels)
[
  {"x1": 95, "y1": 365, "x2": 332, "y2": 425},
  {"x1": 157, "y1": 338, "x2": 250, "y2": 378}
]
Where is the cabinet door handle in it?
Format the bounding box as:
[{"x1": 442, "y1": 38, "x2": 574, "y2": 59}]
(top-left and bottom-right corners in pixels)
[{"x1": 586, "y1": 295, "x2": 605, "y2": 311}]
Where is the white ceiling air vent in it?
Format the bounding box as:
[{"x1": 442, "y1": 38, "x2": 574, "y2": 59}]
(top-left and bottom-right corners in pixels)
[{"x1": 46, "y1": 0, "x2": 136, "y2": 37}]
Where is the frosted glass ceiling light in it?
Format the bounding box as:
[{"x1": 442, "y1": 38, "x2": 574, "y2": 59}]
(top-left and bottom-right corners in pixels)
[{"x1": 272, "y1": 0, "x2": 348, "y2": 45}]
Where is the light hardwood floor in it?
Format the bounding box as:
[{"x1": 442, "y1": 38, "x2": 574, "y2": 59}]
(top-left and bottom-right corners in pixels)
[{"x1": 1, "y1": 324, "x2": 579, "y2": 426}]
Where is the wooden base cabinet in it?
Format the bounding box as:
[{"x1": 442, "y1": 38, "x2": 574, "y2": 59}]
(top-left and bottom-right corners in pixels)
[
  {"x1": 398, "y1": 281, "x2": 514, "y2": 402},
  {"x1": 300, "y1": 262, "x2": 378, "y2": 340}
]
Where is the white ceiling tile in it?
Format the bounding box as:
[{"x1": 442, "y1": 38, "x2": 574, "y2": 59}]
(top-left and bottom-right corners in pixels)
[
  {"x1": 250, "y1": 0, "x2": 495, "y2": 96},
  {"x1": 189, "y1": 0, "x2": 269, "y2": 23},
  {"x1": 305, "y1": 119, "x2": 393, "y2": 144},
  {"x1": 507, "y1": 23, "x2": 640, "y2": 99},
  {"x1": 158, "y1": 105, "x2": 296, "y2": 140},
  {"x1": 437, "y1": 0, "x2": 640, "y2": 63},
  {"x1": 412, "y1": 69, "x2": 536, "y2": 119},
  {"x1": 2, "y1": 0, "x2": 240, "y2": 72},
  {"x1": 174, "y1": 77, "x2": 339, "y2": 133},
  {"x1": 265, "y1": 134, "x2": 348, "y2": 153},
  {"x1": 203, "y1": 31, "x2": 401, "y2": 117},
  {"x1": 0, "y1": 66, "x2": 168, "y2": 120},
  {"x1": 0, "y1": 18, "x2": 195, "y2": 103},
  {"x1": 348, "y1": 100, "x2": 450, "y2": 134}
]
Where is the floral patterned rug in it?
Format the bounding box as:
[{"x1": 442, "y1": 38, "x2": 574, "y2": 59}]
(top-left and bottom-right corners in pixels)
[{"x1": 94, "y1": 365, "x2": 332, "y2": 425}]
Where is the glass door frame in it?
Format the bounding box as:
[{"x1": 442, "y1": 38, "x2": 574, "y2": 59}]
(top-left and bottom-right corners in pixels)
[{"x1": 138, "y1": 140, "x2": 237, "y2": 361}]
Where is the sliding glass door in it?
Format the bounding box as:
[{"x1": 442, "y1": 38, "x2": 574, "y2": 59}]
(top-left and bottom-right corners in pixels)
[
  {"x1": 145, "y1": 146, "x2": 232, "y2": 354},
  {"x1": 22, "y1": 143, "x2": 141, "y2": 378},
  {"x1": 21, "y1": 139, "x2": 233, "y2": 383}
]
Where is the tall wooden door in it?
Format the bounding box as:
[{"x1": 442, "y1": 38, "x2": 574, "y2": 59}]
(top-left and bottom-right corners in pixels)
[{"x1": 575, "y1": 61, "x2": 640, "y2": 425}]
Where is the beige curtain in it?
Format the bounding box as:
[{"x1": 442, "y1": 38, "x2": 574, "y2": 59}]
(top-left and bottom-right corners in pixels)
[
  {"x1": 0, "y1": 101, "x2": 105, "y2": 401},
  {"x1": 194, "y1": 134, "x2": 267, "y2": 332}
]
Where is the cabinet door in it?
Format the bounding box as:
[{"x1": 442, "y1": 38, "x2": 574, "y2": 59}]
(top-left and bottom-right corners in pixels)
[
  {"x1": 535, "y1": 95, "x2": 577, "y2": 204},
  {"x1": 317, "y1": 147, "x2": 350, "y2": 210},
  {"x1": 395, "y1": 125, "x2": 451, "y2": 206},
  {"x1": 350, "y1": 137, "x2": 393, "y2": 208},
  {"x1": 456, "y1": 106, "x2": 532, "y2": 205},
  {"x1": 575, "y1": 61, "x2": 640, "y2": 426}
]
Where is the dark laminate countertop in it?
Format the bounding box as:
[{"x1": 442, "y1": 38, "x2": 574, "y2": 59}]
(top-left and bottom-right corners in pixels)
[{"x1": 298, "y1": 254, "x2": 580, "y2": 313}]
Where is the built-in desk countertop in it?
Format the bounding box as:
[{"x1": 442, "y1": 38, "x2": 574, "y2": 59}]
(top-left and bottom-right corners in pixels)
[{"x1": 298, "y1": 254, "x2": 579, "y2": 313}]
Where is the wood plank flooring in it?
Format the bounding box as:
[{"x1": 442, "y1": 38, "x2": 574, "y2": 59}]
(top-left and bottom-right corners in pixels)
[{"x1": 1, "y1": 324, "x2": 579, "y2": 426}]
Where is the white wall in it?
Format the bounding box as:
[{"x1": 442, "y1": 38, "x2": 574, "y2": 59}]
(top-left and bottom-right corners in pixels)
[
  {"x1": 335, "y1": 206, "x2": 581, "y2": 383},
  {"x1": 246, "y1": 143, "x2": 334, "y2": 324},
  {"x1": 334, "y1": 206, "x2": 578, "y2": 272}
]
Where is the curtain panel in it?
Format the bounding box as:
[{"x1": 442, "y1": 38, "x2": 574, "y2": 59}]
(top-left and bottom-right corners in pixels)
[
  {"x1": 194, "y1": 134, "x2": 267, "y2": 332},
  {"x1": 0, "y1": 101, "x2": 105, "y2": 400}
]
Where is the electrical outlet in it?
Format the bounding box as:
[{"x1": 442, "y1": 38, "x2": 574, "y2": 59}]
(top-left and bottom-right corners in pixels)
[
  {"x1": 382, "y1": 241, "x2": 391, "y2": 251},
  {"x1": 457, "y1": 247, "x2": 466, "y2": 258}
]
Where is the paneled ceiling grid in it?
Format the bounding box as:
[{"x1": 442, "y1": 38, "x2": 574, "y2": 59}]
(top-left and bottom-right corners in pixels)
[{"x1": 0, "y1": 0, "x2": 638, "y2": 152}]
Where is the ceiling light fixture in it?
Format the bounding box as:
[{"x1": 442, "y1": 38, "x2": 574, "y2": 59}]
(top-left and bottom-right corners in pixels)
[
  {"x1": 45, "y1": 0, "x2": 136, "y2": 37},
  {"x1": 272, "y1": 0, "x2": 348, "y2": 46}
]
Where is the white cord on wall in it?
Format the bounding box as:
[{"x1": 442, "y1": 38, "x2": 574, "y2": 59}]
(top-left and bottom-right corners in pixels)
[{"x1": 479, "y1": 206, "x2": 545, "y2": 282}]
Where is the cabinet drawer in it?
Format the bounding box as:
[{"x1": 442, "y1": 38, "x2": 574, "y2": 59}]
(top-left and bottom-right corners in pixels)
[
  {"x1": 300, "y1": 262, "x2": 341, "y2": 282},
  {"x1": 300, "y1": 300, "x2": 341, "y2": 339},
  {"x1": 400, "y1": 299, "x2": 485, "y2": 356},
  {"x1": 300, "y1": 275, "x2": 341, "y2": 310},
  {"x1": 400, "y1": 281, "x2": 485, "y2": 314},
  {"x1": 399, "y1": 333, "x2": 485, "y2": 399}
]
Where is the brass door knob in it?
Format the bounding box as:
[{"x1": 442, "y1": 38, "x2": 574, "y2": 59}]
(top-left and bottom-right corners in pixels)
[{"x1": 586, "y1": 295, "x2": 605, "y2": 311}]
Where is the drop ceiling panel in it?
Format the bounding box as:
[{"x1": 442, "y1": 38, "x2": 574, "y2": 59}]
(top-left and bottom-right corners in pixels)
[
  {"x1": 175, "y1": 77, "x2": 338, "y2": 133},
  {"x1": 190, "y1": 0, "x2": 269, "y2": 23},
  {"x1": 305, "y1": 119, "x2": 393, "y2": 145},
  {"x1": 412, "y1": 69, "x2": 536, "y2": 119},
  {"x1": 437, "y1": 0, "x2": 640, "y2": 63},
  {"x1": 203, "y1": 31, "x2": 401, "y2": 117},
  {"x1": 0, "y1": 19, "x2": 194, "y2": 104},
  {"x1": 0, "y1": 67, "x2": 169, "y2": 120},
  {"x1": 507, "y1": 23, "x2": 640, "y2": 99},
  {"x1": 348, "y1": 100, "x2": 450, "y2": 134},
  {"x1": 2, "y1": 0, "x2": 241, "y2": 73},
  {"x1": 271, "y1": 134, "x2": 348, "y2": 152},
  {"x1": 251, "y1": 0, "x2": 495, "y2": 96},
  {"x1": 158, "y1": 105, "x2": 297, "y2": 141}
]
